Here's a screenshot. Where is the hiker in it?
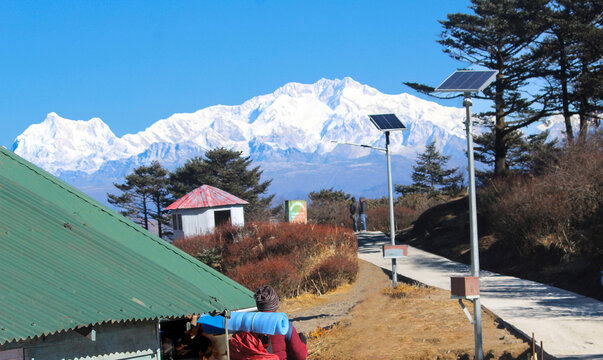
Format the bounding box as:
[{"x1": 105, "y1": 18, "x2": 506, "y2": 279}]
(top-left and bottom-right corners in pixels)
[
  {"x1": 359, "y1": 197, "x2": 367, "y2": 232},
  {"x1": 254, "y1": 285, "x2": 307, "y2": 360},
  {"x1": 349, "y1": 197, "x2": 359, "y2": 232}
]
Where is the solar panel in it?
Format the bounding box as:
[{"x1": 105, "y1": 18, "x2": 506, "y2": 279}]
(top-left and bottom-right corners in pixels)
[
  {"x1": 434, "y1": 70, "x2": 498, "y2": 92},
  {"x1": 368, "y1": 114, "x2": 406, "y2": 132}
]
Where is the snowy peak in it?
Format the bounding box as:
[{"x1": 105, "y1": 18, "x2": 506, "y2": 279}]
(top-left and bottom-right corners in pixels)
[
  {"x1": 12, "y1": 77, "x2": 469, "y2": 177},
  {"x1": 269, "y1": 77, "x2": 377, "y2": 110},
  {"x1": 12, "y1": 113, "x2": 127, "y2": 173},
  {"x1": 19, "y1": 112, "x2": 117, "y2": 143}
]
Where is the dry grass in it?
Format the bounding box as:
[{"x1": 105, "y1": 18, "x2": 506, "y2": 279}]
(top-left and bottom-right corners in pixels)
[
  {"x1": 288, "y1": 261, "x2": 531, "y2": 360},
  {"x1": 282, "y1": 283, "x2": 354, "y2": 312},
  {"x1": 382, "y1": 282, "x2": 432, "y2": 299}
]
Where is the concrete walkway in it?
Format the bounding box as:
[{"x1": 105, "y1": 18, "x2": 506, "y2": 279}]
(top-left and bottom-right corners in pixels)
[{"x1": 356, "y1": 231, "x2": 603, "y2": 360}]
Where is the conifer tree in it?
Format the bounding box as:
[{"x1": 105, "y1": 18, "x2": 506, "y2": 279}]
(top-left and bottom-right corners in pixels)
[
  {"x1": 441, "y1": 0, "x2": 551, "y2": 178},
  {"x1": 567, "y1": 1, "x2": 603, "y2": 141},
  {"x1": 307, "y1": 188, "x2": 352, "y2": 226},
  {"x1": 474, "y1": 127, "x2": 560, "y2": 181},
  {"x1": 395, "y1": 140, "x2": 462, "y2": 196},
  {"x1": 533, "y1": 0, "x2": 603, "y2": 143},
  {"x1": 308, "y1": 188, "x2": 351, "y2": 203},
  {"x1": 406, "y1": 0, "x2": 549, "y2": 178},
  {"x1": 107, "y1": 161, "x2": 171, "y2": 238},
  {"x1": 169, "y1": 147, "x2": 274, "y2": 220}
]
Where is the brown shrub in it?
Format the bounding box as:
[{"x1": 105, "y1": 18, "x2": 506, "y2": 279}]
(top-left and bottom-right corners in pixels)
[
  {"x1": 308, "y1": 196, "x2": 434, "y2": 233},
  {"x1": 228, "y1": 255, "x2": 301, "y2": 297},
  {"x1": 303, "y1": 253, "x2": 358, "y2": 295},
  {"x1": 308, "y1": 200, "x2": 352, "y2": 228},
  {"x1": 222, "y1": 233, "x2": 264, "y2": 268},
  {"x1": 366, "y1": 206, "x2": 419, "y2": 235},
  {"x1": 172, "y1": 231, "x2": 229, "y2": 270},
  {"x1": 397, "y1": 193, "x2": 452, "y2": 212},
  {"x1": 173, "y1": 222, "x2": 358, "y2": 298},
  {"x1": 479, "y1": 136, "x2": 602, "y2": 258}
]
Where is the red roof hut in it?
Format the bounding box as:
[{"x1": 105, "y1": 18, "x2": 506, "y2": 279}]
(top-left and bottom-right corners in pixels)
[{"x1": 166, "y1": 185, "x2": 248, "y2": 239}]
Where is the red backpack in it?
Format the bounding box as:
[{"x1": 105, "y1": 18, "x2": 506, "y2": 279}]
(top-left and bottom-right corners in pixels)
[{"x1": 229, "y1": 331, "x2": 279, "y2": 360}]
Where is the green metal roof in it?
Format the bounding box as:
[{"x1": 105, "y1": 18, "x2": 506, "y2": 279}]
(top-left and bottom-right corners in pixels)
[{"x1": 0, "y1": 147, "x2": 255, "y2": 345}]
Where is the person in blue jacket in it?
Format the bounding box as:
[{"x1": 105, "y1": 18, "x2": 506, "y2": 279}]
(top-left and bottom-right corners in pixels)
[{"x1": 359, "y1": 197, "x2": 367, "y2": 232}]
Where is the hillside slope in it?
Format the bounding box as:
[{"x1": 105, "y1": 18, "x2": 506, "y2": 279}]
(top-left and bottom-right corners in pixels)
[{"x1": 397, "y1": 196, "x2": 603, "y2": 301}]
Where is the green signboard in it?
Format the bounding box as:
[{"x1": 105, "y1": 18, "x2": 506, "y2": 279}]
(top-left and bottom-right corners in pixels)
[{"x1": 285, "y1": 200, "x2": 307, "y2": 224}]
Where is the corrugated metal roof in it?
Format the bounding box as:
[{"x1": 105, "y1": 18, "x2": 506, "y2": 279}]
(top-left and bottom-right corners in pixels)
[
  {"x1": 0, "y1": 147, "x2": 255, "y2": 345},
  {"x1": 166, "y1": 185, "x2": 248, "y2": 210}
]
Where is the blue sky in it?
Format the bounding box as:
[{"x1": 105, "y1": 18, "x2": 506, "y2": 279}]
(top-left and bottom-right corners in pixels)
[{"x1": 1, "y1": 0, "x2": 474, "y2": 149}]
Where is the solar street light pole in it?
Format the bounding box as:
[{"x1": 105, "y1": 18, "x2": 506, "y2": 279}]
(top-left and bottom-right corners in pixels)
[
  {"x1": 463, "y1": 92, "x2": 483, "y2": 360},
  {"x1": 435, "y1": 70, "x2": 496, "y2": 360},
  {"x1": 328, "y1": 136, "x2": 396, "y2": 284},
  {"x1": 332, "y1": 113, "x2": 406, "y2": 289},
  {"x1": 385, "y1": 131, "x2": 397, "y2": 287}
]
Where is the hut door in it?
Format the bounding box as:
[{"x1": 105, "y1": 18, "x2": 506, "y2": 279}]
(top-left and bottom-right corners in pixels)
[{"x1": 214, "y1": 210, "x2": 231, "y2": 227}]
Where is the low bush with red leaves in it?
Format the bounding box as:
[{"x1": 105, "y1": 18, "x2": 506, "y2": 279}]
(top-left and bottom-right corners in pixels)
[
  {"x1": 304, "y1": 253, "x2": 359, "y2": 295},
  {"x1": 173, "y1": 222, "x2": 358, "y2": 298}
]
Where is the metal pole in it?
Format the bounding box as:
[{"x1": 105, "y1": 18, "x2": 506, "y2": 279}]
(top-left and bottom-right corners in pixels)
[
  {"x1": 464, "y1": 92, "x2": 483, "y2": 360},
  {"x1": 225, "y1": 312, "x2": 231, "y2": 360},
  {"x1": 156, "y1": 321, "x2": 163, "y2": 360},
  {"x1": 385, "y1": 131, "x2": 397, "y2": 287}
]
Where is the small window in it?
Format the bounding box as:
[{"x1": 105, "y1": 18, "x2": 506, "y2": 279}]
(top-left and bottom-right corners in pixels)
[{"x1": 172, "y1": 214, "x2": 183, "y2": 231}]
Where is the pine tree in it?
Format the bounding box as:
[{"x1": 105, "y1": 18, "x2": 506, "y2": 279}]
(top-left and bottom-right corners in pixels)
[
  {"x1": 107, "y1": 161, "x2": 171, "y2": 238},
  {"x1": 568, "y1": 1, "x2": 603, "y2": 141},
  {"x1": 395, "y1": 140, "x2": 462, "y2": 196},
  {"x1": 473, "y1": 127, "x2": 528, "y2": 181},
  {"x1": 308, "y1": 188, "x2": 351, "y2": 203},
  {"x1": 474, "y1": 127, "x2": 560, "y2": 181},
  {"x1": 307, "y1": 188, "x2": 352, "y2": 226},
  {"x1": 443, "y1": 0, "x2": 552, "y2": 177},
  {"x1": 406, "y1": 0, "x2": 549, "y2": 178},
  {"x1": 169, "y1": 147, "x2": 274, "y2": 220},
  {"x1": 533, "y1": 0, "x2": 603, "y2": 143}
]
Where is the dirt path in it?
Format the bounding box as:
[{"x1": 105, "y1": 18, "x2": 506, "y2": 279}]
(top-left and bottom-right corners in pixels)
[
  {"x1": 280, "y1": 260, "x2": 390, "y2": 334},
  {"x1": 280, "y1": 259, "x2": 532, "y2": 360}
]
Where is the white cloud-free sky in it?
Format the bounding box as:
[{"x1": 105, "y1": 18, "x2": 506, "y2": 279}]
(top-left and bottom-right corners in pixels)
[{"x1": 0, "y1": 0, "x2": 476, "y2": 148}]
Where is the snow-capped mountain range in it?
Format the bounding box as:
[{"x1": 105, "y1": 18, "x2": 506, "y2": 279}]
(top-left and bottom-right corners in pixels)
[{"x1": 11, "y1": 77, "x2": 567, "y2": 203}]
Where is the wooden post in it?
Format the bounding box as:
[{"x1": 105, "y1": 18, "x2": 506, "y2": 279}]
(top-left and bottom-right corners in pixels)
[
  {"x1": 532, "y1": 333, "x2": 536, "y2": 360},
  {"x1": 540, "y1": 341, "x2": 544, "y2": 360}
]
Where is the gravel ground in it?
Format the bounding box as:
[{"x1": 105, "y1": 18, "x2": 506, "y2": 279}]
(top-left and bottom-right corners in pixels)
[{"x1": 280, "y1": 260, "x2": 393, "y2": 335}]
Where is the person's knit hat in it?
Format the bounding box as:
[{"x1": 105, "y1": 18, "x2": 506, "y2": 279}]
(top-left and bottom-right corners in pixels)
[{"x1": 254, "y1": 285, "x2": 280, "y2": 312}]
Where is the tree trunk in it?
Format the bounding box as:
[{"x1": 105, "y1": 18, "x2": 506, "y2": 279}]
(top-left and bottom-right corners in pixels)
[
  {"x1": 494, "y1": 71, "x2": 508, "y2": 177},
  {"x1": 142, "y1": 198, "x2": 149, "y2": 230},
  {"x1": 578, "y1": 110, "x2": 588, "y2": 143},
  {"x1": 558, "y1": 33, "x2": 574, "y2": 143},
  {"x1": 578, "y1": 61, "x2": 589, "y2": 144},
  {"x1": 155, "y1": 195, "x2": 163, "y2": 239}
]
